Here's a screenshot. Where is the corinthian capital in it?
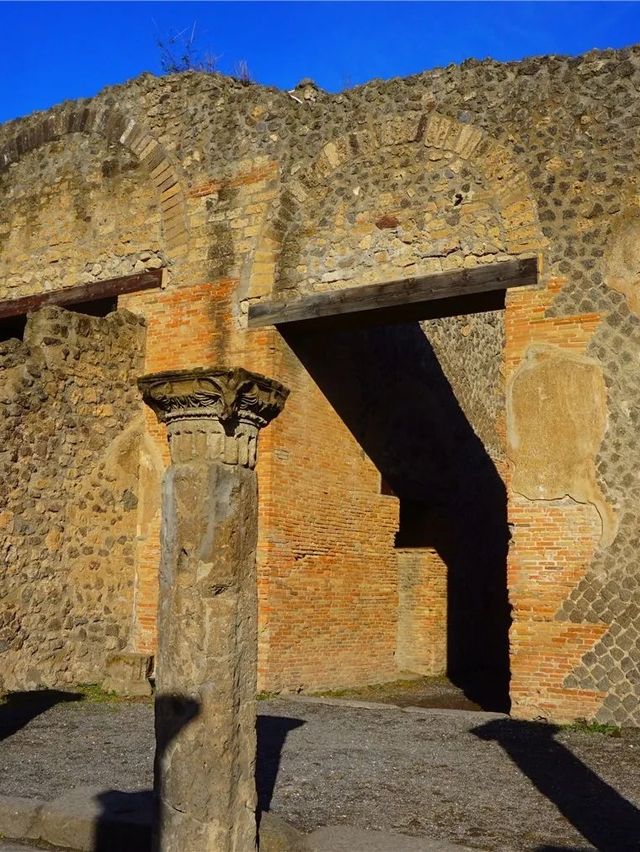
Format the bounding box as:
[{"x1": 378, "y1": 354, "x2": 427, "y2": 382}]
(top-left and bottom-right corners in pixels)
[{"x1": 138, "y1": 367, "x2": 288, "y2": 467}]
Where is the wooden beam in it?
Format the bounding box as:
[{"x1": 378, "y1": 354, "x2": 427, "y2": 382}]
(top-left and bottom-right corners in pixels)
[
  {"x1": 248, "y1": 256, "x2": 538, "y2": 328},
  {"x1": 0, "y1": 268, "x2": 165, "y2": 320},
  {"x1": 282, "y1": 289, "x2": 509, "y2": 334}
]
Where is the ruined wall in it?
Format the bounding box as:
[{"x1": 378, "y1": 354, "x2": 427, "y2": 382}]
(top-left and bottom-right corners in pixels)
[
  {"x1": 1, "y1": 46, "x2": 640, "y2": 720},
  {"x1": 0, "y1": 307, "x2": 146, "y2": 691},
  {"x1": 0, "y1": 134, "x2": 166, "y2": 298}
]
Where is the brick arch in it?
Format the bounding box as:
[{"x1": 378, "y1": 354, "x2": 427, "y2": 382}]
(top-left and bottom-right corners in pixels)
[
  {"x1": 0, "y1": 103, "x2": 189, "y2": 256},
  {"x1": 253, "y1": 110, "x2": 543, "y2": 298}
]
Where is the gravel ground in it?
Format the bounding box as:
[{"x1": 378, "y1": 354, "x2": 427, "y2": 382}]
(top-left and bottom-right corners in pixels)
[{"x1": 1, "y1": 692, "x2": 639, "y2": 851}]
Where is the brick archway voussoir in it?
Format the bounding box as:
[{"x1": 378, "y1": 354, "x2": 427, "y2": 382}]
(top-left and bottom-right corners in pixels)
[{"x1": 0, "y1": 103, "x2": 189, "y2": 257}]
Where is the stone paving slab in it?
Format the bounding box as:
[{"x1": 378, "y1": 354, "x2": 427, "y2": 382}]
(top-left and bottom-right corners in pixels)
[
  {"x1": 0, "y1": 791, "x2": 481, "y2": 852},
  {"x1": 0, "y1": 790, "x2": 317, "y2": 852},
  {"x1": 0, "y1": 790, "x2": 151, "y2": 852},
  {"x1": 0, "y1": 797, "x2": 41, "y2": 846},
  {"x1": 0, "y1": 789, "x2": 478, "y2": 852}
]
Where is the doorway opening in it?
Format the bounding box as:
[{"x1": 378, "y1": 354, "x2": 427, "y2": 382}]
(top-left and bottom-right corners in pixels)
[
  {"x1": 251, "y1": 259, "x2": 537, "y2": 712},
  {"x1": 281, "y1": 311, "x2": 511, "y2": 713}
]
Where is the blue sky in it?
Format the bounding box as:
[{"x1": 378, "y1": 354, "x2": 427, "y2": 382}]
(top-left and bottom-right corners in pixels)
[{"x1": 1, "y1": 2, "x2": 640, "y2": 124}]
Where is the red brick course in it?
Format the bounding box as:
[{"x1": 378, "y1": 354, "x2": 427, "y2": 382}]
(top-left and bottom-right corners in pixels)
[
  {"x1": 119, "y1": 278, "x2": 401, "y2": 690},
  {"x1": 505, "y1": 278, "x2": 608, "y2": 721}
]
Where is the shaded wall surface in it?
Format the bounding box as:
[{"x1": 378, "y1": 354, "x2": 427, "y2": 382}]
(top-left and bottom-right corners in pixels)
[
  {"x1": 1, "y1": 46, "x2": 640, "y2": 722},
  {"x1": 0, "y1": 307, "x2": 146, "y2": 691},
  {"x1": 283, "y1": 317, "x2": 510, "y2": 709}
]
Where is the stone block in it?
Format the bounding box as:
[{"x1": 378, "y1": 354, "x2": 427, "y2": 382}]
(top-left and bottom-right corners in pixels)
[
  {"x1": 35, "y1": 787, "x2": 152, "y2": 852},
  {"x1": 103, "y1": 652, "x2": 154, "y2": 697},
  {"x1": 259, "y1": 811, "x2": 311, "y2": 852},
  {"x1": 0, "y1": 794, "x2": 43, "y2": 842}
]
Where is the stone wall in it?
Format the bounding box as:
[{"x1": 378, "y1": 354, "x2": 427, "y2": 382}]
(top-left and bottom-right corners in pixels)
[
  {"x1": 1, "y1": 46, "x2": 640, "y2": 721},
  {"x1": 0, "y1": 134, "x2": 165, "y2": 299},
  {"x1": 0, "y1": 306, "x2": 146, "y2": 691}
]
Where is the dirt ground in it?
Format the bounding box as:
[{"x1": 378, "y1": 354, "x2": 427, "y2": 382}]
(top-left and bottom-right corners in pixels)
[
  {"x1": 309, "y1": 675, "x2": 488, "y2": 711},
  {"x1": 0, "y1": 689, "x2": 639, "y2": 851}
]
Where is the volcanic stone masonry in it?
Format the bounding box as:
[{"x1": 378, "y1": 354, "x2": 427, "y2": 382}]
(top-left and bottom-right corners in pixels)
[
  {"x1": 0, "y1": 306, "x2": 147, "y2": 692},
  {"x1": 1, "y1": 44, "x2": 640, "y2": 725}
]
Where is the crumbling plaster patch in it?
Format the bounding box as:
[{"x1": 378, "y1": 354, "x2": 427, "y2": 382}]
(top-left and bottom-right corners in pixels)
[{"x1": 507, "y1": 345, "x2": 617, "y2": 546}]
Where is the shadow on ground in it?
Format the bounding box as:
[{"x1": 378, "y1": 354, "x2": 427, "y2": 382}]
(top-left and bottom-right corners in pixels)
[
  {"x1": 93, "y1": 789, "x2": 154, "y2": 852},
  {"x1": 90, "y1": 708, "x2": 304, "y2": 850},
  {"x1": 0, "y1": 690, "x2": 82, "y2": 741},
  {"x1": 473, "y1": 719, "x2": 640, "y2": 852},
  {"x1": 257, "y1": 714, "x2": 306, "y2": 815}
]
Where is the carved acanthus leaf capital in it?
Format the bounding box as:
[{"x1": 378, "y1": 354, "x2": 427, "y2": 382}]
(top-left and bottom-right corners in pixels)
[
  {"x1": 138, "y1": 367, "x2": 289, "y2": 428},
  {"x1": 138, "y1": 367, "x2": 288, "y2": 467}
]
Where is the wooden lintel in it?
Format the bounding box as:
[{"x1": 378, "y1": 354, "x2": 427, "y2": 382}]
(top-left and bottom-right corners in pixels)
[
  {"x1": 0, "y1": 268, "x2": 166, "y2": 320},
  {"x1": 248, "y1": 256, "x2": 538, "y2": 328}
]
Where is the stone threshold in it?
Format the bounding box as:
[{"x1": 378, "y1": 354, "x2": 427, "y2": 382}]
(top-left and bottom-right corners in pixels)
[
  {"x1": 281, "y1": 694, "x2": 509, "y2": 723},
  {"x1": 0, "y1": 788, "x2": 481, "y2": 852}
]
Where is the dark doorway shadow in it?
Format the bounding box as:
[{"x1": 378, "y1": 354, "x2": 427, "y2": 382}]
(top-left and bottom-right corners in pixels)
[
  {"x1": 0, "y1": 689, "x2": 82, "y2": 741},
  {"x1": 93, "y1": 694, "x2": 200, "y2": 852},
  {"x1": 283, "y1": 319, "x2": 511, "y2": 712},
  {"x1": 473, "y1": 719, "x2": 640, "y2": 851},
  {"x1": 256, "y1": 713, "x2": 306, "y2": 817}
]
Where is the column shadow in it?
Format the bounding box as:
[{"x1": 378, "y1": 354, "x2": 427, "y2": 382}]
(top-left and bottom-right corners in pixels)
[
  {"x1": 282, "y1": 320, "x2": 511, "y2": 712},
  {"x1": 91, "y1": 703, "x2": 304, "y2": 850},
  {"x1": 0, "y1": 689, "x2": 83, "y2": 741},
  {"x1": 256, "y1": 713, "x2": 306, "y2": 817},
  {"x1": 93, "y1": 789, "x2": 154, "y2": 852},
  {"x1": 93, "y1": 693, "x2": 200, "y2": 852},
  {"x1": 473, "y1": 718, "x2": 640, "y2": 852}
]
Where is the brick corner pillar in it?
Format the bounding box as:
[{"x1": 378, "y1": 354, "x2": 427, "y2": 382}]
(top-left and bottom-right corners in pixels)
[{"x1": 138, "y1": 366, "x2": 289, "y2": 852}]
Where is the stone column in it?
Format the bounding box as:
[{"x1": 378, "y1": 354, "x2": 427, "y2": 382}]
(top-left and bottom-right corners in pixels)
[{"x1": 138, "y1": 367, "x2": 288, "y2": 852}]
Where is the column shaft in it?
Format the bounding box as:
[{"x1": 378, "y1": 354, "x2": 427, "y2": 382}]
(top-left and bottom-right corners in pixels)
[
  {"x1": 138, "y1": 367, "x2": 288, "y2": 852},
  {"x1": 155, "y1": 461, "x2": 258, "y2": 851}
]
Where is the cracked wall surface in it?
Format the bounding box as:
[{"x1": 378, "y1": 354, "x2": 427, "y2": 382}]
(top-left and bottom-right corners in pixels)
[
  {"x1": 508, "y1": 346, "x2": 615, "y2": 546},
  {"x1": 1, "y1": 46, "x2": 639, "y2": 719}
]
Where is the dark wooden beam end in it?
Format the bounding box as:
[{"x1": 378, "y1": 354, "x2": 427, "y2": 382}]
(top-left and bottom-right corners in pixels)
[{"x1": 0, "y1": 268, "x2": 166, "y2": 320}]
